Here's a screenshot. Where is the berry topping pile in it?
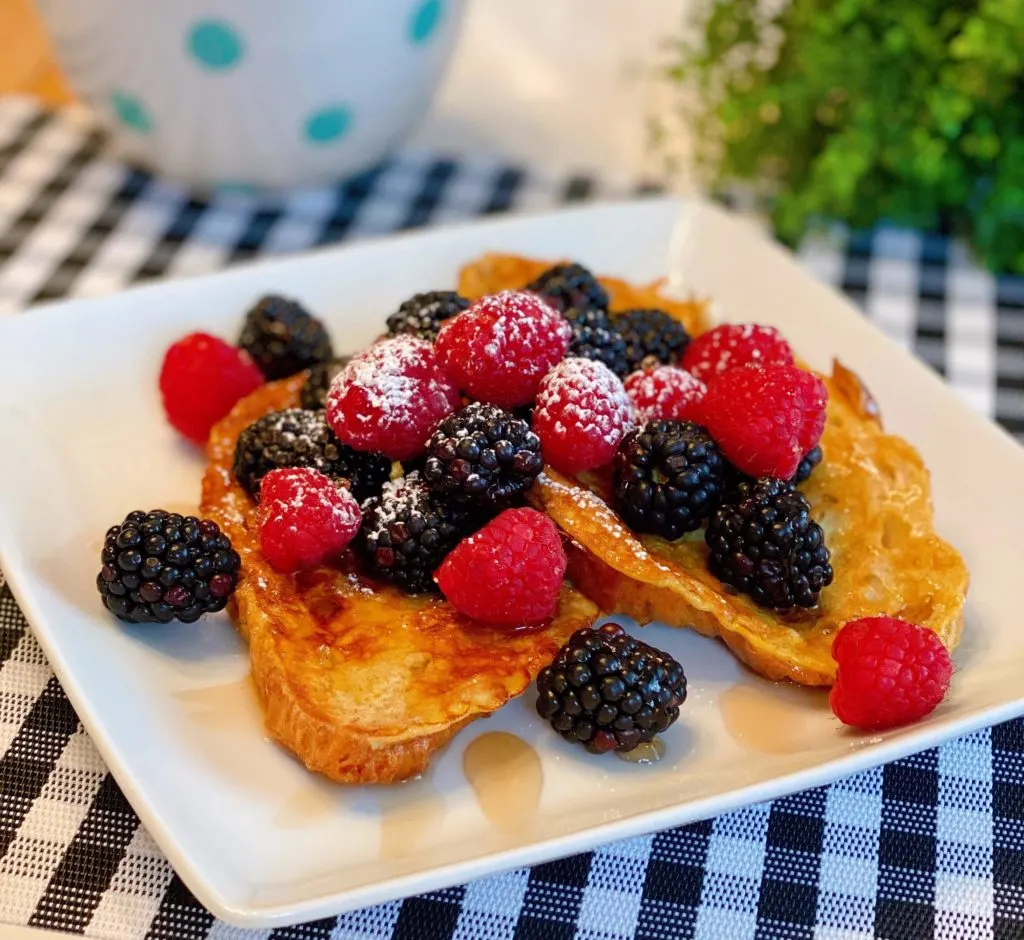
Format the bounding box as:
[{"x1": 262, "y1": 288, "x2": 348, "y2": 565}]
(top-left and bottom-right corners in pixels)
[
  {"x1": 536, "y1": 622, "x2": 687, "y2": 753},
  {"x1": 435, "y1": 290, "x2": 571, "y2": 407},
  {"x1": 682, "y1": 322, "x2": 793, "y2": 384},
  {"x1": 299, "y1": 357, "x2": 350, "y2": 411},
  {"x1": 533, "y1": 357, "x2": 636, "y2": 476},
  {"x1": 435, "y1": 507, "x2": 566, "y2": 626},
  {"x1": 159, "y1": 332, "x2": 264, "y2": 444},
  {"x1": 830, "y1": 617, "x2": 952, "y2": 730},
  {"x1": 233, "y1": 408, "x2": 391, "y2": 503},
  {"x1": 614, "y1": 420, "x2": 727, "y2": 540},
  {"x1": 615, "y1": 308, "x2": 691, "y2": 373},
  {"x1": 326, "y1": 335, "x2": 461, "y2": 461},
  {"x1": 238, "y1": 294, "x2": 334, "y2": 380},
  {"x1": 131, "y1": 252, "x2": 958, "y2": 754},
  {"x1": 257, "y1": 468, "x2": 362, "y2": 573},
  {"x1": 624, "y1": 365, "x2": 707, "y2": 423},
  {"x1": 97, "y1": 510, "x2": 240, "y2": 623},
  {"x1": 386, "y1": 290, "x2": 469, "y2": 342},
  {"x1": 357, "y1": 472, "x2": 479, "y2": 594},
  {"x1": 699, "y1": 363, "x2": 827, "y2": 480},
  {"x1": 705, "y1": 478, "x2": 833, "y2": 609},
  {"x1": 526, "y1": 262, "x2": 609, "y2": 318},
  {"x1": 423, "y1": 402, "x2": 543, "y2": 507}
]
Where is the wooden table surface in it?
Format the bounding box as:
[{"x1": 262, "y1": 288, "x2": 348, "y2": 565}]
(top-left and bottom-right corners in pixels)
[{"x1": 0, "y1": 0, "x2": 73, "y2": 104}]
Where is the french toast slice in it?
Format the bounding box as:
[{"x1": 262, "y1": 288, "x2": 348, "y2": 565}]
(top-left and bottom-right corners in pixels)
[
  {"x1": 460, "y1": 253, "x2": 970, "y2": 686},
  {"x1": 200, "y1": 375, "x2": 598, "y2": 784}
]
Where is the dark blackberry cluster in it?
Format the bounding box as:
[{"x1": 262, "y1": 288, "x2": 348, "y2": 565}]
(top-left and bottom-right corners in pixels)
[
  {"x1": 705, "y1": 477, "x2": 833, "y2": 610},
  {"x1": 238, "y1": 294, "x2": 334, "y2": 380},
  {"x1": 357, "y1": 473, "x2": 479, "y2": 593},
  {"x1": 526, "y1": 262, "x2": 609, "y2": 317},
  {"x1": 232, "y1": 409, "x2": 391, "y2": 503},
  {"x1": 299, "y1": 357, "x2": 349, "y2": 410},
  {"x1": 536, "y1": 622, "x2": 687, "y2": 754},
  {"x1": 614, "y1": 308, "x2": 691, "y2": 373},
  {"x1": 566, "y1": 308, "x2": 630, "y2": 378},
  {"x1": 613, "y1": 420, "x2": 727, "y2": 540},
  {"x1": 794, "y1": 445, "x2": 823, "y2": 485},
  {"x1": 97, "y1": 510, "x2": 240, "y2": 624},
  {"x1": 423, "y1": 403, "x2": 543, "y2": 507},
  {"x1": 385, "y1": 291, "x2": 469, "y2": 342}
]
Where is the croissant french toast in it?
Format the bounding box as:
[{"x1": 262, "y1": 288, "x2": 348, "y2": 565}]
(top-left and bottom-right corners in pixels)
[
  {"x1": 200, "y1": 375, "x2": 598, "y2": 784},
  {"x1": 459, "y1": 253, "x2": 969, "y2": 686}
]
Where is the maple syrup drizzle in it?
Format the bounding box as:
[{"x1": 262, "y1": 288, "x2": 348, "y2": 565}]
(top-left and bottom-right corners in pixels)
[
  {"x1": 616, "y1": 738, "x2": 666, "y2": 764},
  {"x1": 275, "y1": 785, "x2": 339, "y2": 829},
  {"x1": 462, "y1": 731, "x2": 543, "y2": 831},
  {"x1": 378, "y1": 779, "x2": 446, "y2": 860},
  {"x1": 173, "y1": 676, "x2": 259, "y2": 731},
  {"x1": 719, "y1": 681, "x2": 829, "y2": 755}
]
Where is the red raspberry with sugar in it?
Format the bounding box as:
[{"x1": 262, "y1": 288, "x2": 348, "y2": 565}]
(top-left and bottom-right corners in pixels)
[
  {"x1": 682, "y1": 323, "x2": 794, "y2": 385},
  {"x1": 533, "y1": 357, "x2": 636, "y2": 476},
  {"x1": 257, "y1": 467, "x2": 362, "y2": 573},
  {"x1": 159, "y1": 332, "x2": 264, "y2": 444},
  {"x1": 830, "y1": 617, "x2": 953, "y2": 730},
  {"x1": 624, "y1": 365, "x2": 707, "y2": 423},
  {"x1": 325, "y1": 335, "x2": 460, "y2": 461},
  {"x1": 698, "y1": 363, "x2": 827, "y2": 478},
  {"x1": 435, "y1": 290, "x2": 571, "y2": 408},
  {"x1": 435, "y1": 507, "x2": 567, "y2": 625}
]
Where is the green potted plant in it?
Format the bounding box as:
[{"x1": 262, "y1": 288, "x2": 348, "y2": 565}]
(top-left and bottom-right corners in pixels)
[{"x1": 662, "y1": 0, "x2": 1024, "y2": 273}]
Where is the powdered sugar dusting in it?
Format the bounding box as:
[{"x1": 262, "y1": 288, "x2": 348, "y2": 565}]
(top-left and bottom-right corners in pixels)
[
  {"x1": 435, "y1": 290, "x2": 571, "y2": 407},
  {"x1": 362, "y1": 471, "x2": 427, "y2": 522},
  {"x1": 535, "y1": 357, "x2": 636, "y2": 452},
  {"x1": 625, "y1": 365, "x2": 707, "y2": 422},
  {"x1": 325, "y1": 335, "x2": 459, "y2": 459},
  {"x1": 683, "y1": 322, "x2": 793, "y2": 384}
]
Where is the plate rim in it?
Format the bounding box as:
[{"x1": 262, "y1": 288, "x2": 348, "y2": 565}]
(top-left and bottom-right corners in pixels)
[{"x1": 1, "y1": 195, "x2": 1021, "y2": 927}]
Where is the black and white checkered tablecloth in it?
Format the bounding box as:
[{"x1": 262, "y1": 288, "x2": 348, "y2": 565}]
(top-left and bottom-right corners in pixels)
[{"x1": 0, "y1": 96, "x2": 1022, "y2": 940}]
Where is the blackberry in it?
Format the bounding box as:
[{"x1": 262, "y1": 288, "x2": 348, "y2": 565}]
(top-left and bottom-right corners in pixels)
[
  {"x1": 614, "y1": 308, "x2": 691, "y2": 373},
  {"x1": 96, "y1": 510, "x2": 239, "y2": 624},
  {"x1": 357, "y1": 473, "x2": 479, "y2": 593},
  {"x1": 536, "y1": 622, "x2": 686, "y2": 753},
  {"x1": 567, "y1": 308, "x2": 630, "y2": 378},
  {"x1": 233, "y1": 409, "x2": 391, "y2": 503},
  {"x1": 386, "y1": 290, "x2": 469, "y2": 342},
  {"x1": 793, "y1": 445, "x2": 823, "y2": 485},
  {"x1": 526, "y1": 262, "x2": 609, "y2": 318},
  {"x1": 613, "y1": 420, "x2": 727, "y2": 540},
  {"x1": 705, "y1": 477, "x2": 833, "y2": 610},
  {"x1": 423, "y1": 402, "x2": 543, "y2": 506},
  {"x1": 238, "y1": 294, "x2": 334, "y2": 380},
  {"x1": 299, "y1": 357, "x2": 350, "y2": 410}
]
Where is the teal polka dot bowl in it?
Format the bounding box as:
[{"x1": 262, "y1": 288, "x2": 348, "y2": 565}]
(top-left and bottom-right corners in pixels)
[{"x1": 35, "y1": 0, "x2": 465, "y2": 190}]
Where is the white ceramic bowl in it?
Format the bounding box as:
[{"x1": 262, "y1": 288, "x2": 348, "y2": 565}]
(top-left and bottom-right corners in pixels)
[{"x1": 34, "y1": 0, "x2": 465, "y2": 191}]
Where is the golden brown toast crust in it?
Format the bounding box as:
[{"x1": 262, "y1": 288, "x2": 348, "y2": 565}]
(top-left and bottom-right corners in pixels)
[
  {"x1": 200, "y1": 376, "x2": 598, "y2": 784},
  {"x1": 460, "y1": 254, "x2": 970, "y2": 687}
]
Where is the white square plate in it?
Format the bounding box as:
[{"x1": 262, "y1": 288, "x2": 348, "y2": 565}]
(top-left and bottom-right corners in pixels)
[{"x1": 0, "y1": 198, "x2": 1021, "y2": 928}]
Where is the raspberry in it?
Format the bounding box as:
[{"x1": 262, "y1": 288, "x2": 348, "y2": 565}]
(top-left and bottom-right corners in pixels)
[
  {"x1": 435, "y1": 290, "x2": 571, "y2": 408},
  {"x1": 698, "y1": 363, "x2": 827, "y2": 479},
  {"x1": 682, "y1": 323, "x2": 794, "y2": 384},
  {"x1": 257, "y1": 467, "x2": 361, "y2": 573},
  {"x1": 435, "y1": 508, "x2": 567, "y2": 625},
  {"x1": 325, "y1": 335, "x2": 460, "y2": 461},
  {"x1": 533, "y1": 358, "x2": 636, "y2": 477},
  {"x1": 830, "y1": 617, "x2": 953, "y2": 730},
  {"x1": 624, "y1": 365, "x2": 707, "y2": 423},
  {"x1": 159, "y1": 332, "x2": 264, "y2": 444}
]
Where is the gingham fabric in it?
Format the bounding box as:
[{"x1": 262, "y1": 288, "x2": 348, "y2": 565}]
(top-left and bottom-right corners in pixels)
[{"x1": 0, "y1": 96, "x2": 1021, "y2": 940}]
